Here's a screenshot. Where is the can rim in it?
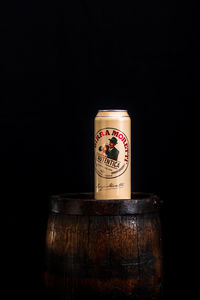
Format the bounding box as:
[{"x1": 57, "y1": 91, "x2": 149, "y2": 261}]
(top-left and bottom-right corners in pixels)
[{"x1": 98, "y1": 109, "x2": 127, "y2": 112}]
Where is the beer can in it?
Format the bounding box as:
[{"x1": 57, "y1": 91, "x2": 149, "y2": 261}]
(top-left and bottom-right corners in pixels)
[{"x1": 94, "y1": 109, "x2": 131, "y2": 199}]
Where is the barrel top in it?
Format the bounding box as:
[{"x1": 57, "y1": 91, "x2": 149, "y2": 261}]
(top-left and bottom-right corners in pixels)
[{"x1": 50, "y1": 193, "x2": 162, "y2": 216}]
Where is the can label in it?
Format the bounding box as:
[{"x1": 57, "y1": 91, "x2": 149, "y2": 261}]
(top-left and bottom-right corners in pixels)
[{"x1": 94, "y1": 127, "x2": 130, "y2": 179}]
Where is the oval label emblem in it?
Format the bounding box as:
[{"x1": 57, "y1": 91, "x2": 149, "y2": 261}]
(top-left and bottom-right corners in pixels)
[{"x1": 94, "y1": 127, "x2": 130, "y2": 179}]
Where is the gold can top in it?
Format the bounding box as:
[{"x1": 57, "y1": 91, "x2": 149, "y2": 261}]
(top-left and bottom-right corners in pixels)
[
  {"x1": 96, "y1": 110, "x2": 129, "y2": 117},
  {"x1": 98, "y1": 109, "x2": 127, "y2": 112}
]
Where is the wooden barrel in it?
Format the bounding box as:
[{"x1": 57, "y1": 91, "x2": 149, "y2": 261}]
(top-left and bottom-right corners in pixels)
[{"x1": 44, "y1": 193, "x2": 163, "y2": 300}]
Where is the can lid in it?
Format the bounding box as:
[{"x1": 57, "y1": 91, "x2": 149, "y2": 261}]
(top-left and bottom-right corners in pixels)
[{"x1": 98, "y1": 109, "x2": 127, "y2": 112}]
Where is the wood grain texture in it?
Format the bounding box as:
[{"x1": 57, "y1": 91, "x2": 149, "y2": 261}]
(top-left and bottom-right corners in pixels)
[{"x1": 44, "y1": 193, "x2": 163, "y2": 299}]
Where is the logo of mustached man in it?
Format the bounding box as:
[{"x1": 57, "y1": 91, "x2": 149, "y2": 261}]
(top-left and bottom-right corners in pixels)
[{"x1": 98, "y1": 137, "x2": 119, "y2": 161}]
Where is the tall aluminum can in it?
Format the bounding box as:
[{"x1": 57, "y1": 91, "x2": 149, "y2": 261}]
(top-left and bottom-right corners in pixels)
[{"x1": 94, "y1": 110, "x2": 131, "y2": 199}]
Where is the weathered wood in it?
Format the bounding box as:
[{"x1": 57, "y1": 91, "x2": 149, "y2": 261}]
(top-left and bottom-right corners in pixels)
[{"x1": 44, "y1": 193, "x2": 163, "y2": 299}]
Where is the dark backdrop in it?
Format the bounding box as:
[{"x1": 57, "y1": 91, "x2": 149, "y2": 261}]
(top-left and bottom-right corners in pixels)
[{"x1": 0, "y1": 2, "x2": 197, "y2": 300}]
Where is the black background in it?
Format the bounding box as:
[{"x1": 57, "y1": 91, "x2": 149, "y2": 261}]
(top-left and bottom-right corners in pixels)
[{"x1": 0, "y1": 1, "x2": 197, "y2": 299}]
